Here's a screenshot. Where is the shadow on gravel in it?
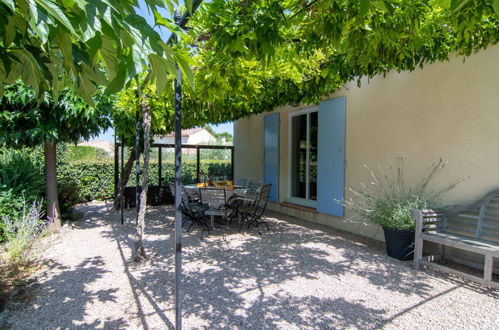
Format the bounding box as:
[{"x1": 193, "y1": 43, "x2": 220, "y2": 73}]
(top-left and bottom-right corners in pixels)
[
  {"x1": 89, "y1": 202, "x2": 498, "y2": 329},
  {"x1": 11, "y1": 257, "x2": 128, "y2": 329}
]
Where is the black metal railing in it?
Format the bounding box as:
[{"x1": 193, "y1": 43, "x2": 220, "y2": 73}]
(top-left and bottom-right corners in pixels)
[{"x1": 114, "y1": 142, "x2": 234, "y2": 205}]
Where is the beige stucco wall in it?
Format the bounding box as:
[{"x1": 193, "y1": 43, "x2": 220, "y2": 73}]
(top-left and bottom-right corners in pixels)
[{"x1": 234, "y1": 45, "x2": 499, "y2": 241}]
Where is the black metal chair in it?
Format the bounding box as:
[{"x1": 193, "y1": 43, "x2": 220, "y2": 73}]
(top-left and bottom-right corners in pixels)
[
  {"x1": 238, "y1": 183, "x2": 272, "y2": 234},
  {"x1": 247, "y1": 179, "x2": 262, "y2": 193},
  {"x1": 169, "y1": 183, "x2": 209, "y2": 234},
  {"x1": 243, "y1": 180, "x2": 262, "y2": 206}
]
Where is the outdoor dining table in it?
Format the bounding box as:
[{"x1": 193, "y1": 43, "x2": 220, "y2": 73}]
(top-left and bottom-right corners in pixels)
[{"x1": 183, "y1": 184, "x2": 251, "y2": 229}]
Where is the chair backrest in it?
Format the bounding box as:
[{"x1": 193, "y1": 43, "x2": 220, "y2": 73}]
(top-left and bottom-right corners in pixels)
[
  {"x1": 254, "y1": 184, "x2": 272, "y2": 216},
  {"x1": 180, "y1": 186, "x2": 195, "y2": 204},
  {"x1": 199, "y1": 188, "x2": 227, "y2": 208},
  {"x1": 235, "y1": 178, "x2": 248, "y2": 188},
  {"x1": 247, "y1": 180, "x2": 262, "y2": 193},
  {"x1": 169, "y1": 182, "x2": 176, "y2": 196}
]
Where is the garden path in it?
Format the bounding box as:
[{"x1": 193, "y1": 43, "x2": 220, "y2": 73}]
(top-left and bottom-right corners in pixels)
[{"x1": 1, "y1": 202, "x2": 498, "y2": 329}]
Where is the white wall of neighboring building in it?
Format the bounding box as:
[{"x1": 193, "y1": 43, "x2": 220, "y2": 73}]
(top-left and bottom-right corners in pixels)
[
  {"x1": 155, "y1": 136, "x2": 189, "y2": 144},
  {"x1": 187, "y1": 129, "x2": 217, "y2": 145},
  {"x1": 154, "y1": 128, "x2": 216, "y2": 145}
]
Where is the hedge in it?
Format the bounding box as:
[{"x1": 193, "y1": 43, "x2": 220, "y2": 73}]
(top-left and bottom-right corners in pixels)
[{"x1": 59, "y1": 160, "x2": 232, "y2": 202}]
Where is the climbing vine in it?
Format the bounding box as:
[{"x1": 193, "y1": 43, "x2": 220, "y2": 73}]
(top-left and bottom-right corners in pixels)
[{"x1": 114, "y1": 0, "x2": 498, "y2": 133}]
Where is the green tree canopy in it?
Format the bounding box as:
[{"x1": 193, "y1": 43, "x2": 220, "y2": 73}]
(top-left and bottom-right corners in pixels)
[
  {"x1": 0, "y1": 0, "x2": 194, "y2": 102},
  {"x1": 0, "y1": 81, "x2": 114, "y2": 228},
  {"x1": 0, "y1": 82, "x2": 112, "y2": 145}
]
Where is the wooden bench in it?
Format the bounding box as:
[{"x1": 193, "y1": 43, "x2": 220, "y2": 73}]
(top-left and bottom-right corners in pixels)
[{"x1": 412, "y1": 190, "x2": 499, "y2": 288}]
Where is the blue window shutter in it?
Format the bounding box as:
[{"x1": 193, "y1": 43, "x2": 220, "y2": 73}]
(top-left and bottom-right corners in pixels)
[
  {"x1": 264, "y1": 113, "x2": 279, "y2": 202},
  {"x1": 317, "y1": 97, "x2": 346, "y2": 217}
]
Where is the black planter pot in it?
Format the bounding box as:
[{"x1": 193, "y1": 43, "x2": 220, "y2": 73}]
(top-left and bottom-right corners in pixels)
[{"x1": 382, "y1": 227, "x2": 415, "y2": 261}]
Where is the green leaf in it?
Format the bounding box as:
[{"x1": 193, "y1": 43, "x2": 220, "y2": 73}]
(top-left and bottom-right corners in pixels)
[
  {"x1": 175, "y1": 50, "x2": 194, "y2": 89},
  {"x1": 149, "y1": 54, "x2": 170, "y2": 95},
  {"x1": 184, "y1": 0, "x2": 193, "y2": 14},
  {"x1": 11, "y1": 46, "x2": 51, "y2": 96},
  {"x1": 56, "y1": 32, "x2": 74, "y2": 74},
  {"x1": 78, "y1": 73, "x2": 97, "y2": 105},
  {"x1": 435, "y1": 0, "x2": 451, "y2": 9},
  {"x1": 104, "y1": 65, "x2": 127, "y2": 95},
  {"x1": 359, "y1": 0, "x2": 370, "y2": 16},
  {"x1": 34, "y1": 0, "x2": 77, "y2": 36},
  {"x1": 493, "y1": 0, "x2": 499, "y2": 17},
  {"x1": 153, "y1": 8, "x2": 181, "y2": 35},
  {"x1": 450, "y1": 0, "x2": 472, "y2": 12},
  {"x1": 99, "y1": 35, "x2": 118, "y2": 76},
  {"x1": 371, "y1": 1, "x2": 388, "y2": 12},
  {"x1": 1, "y1": 0, "x2": 15, "y2": 11},
  {"x1": 4, "y1": 15, "x2": 17, "y2": 46}
]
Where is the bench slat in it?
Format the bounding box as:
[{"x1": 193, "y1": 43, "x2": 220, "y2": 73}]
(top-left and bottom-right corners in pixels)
[
  {"x1": 447, "y1": 217, "x2": 476, "y2": 227},
  {"x1": 421, "y1": 232, "x2": 499, "y2": 255}
]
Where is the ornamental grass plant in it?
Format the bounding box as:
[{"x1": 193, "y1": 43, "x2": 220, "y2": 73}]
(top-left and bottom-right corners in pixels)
[{"x1": 344, "y1": 158, "x2": 465, "y2": 231}]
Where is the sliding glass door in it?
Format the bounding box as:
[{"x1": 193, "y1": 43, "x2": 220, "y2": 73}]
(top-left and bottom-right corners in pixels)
[{"x1": 289, "y1": 109, "x2": 318, "y2": 206}]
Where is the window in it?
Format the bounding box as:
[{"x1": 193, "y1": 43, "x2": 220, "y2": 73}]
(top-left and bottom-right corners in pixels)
[{"x1": 288, "y1": 109, "x2": 318, "y2": 206}]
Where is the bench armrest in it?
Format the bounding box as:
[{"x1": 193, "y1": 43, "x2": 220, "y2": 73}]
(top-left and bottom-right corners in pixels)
[{"x1": 412, "y1": 209, "x2": 424, "y2": 235}]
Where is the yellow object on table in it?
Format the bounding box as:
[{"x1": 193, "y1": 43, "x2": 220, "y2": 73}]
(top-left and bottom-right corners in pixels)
[{"x1": 196, "y1": 183, "x2": 206, "y2": 188}]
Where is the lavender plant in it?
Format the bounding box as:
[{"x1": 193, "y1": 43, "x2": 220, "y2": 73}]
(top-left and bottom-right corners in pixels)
[
  {"x1": 343, "y1": 158, "x2": 465, "y2": 231},
  {"x1": 2, "y1": 201, "x2": 48, "y2": 263}
]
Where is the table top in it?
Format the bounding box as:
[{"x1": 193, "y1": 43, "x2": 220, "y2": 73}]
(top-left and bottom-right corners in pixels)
[{"x1": 183, "y1": 184, "x2": 245, "y2": 191}]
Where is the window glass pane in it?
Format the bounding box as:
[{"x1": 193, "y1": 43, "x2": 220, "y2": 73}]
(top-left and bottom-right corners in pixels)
[
  {"x1": 291, "y1": 114, "x2": 307, "y2": 199},
  {"x1": 309, "y1": 111, "x2": 318, "y2": 200}
]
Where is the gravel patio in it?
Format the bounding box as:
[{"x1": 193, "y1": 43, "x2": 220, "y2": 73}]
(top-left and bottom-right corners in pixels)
[{"x1": 1, "y1": 202, "x2": 497, "y2": 329}]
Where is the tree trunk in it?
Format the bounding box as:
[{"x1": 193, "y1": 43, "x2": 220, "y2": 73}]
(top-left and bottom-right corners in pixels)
[
  {"x1": 44, "y1": 140, "x2": 61, "y2": 230},
  {"x1": 113, "y1": 148, "x2": 136, "y2": 210},
  {"x1": 133, "y1": 95, "x2": 151, "y2": 262}
]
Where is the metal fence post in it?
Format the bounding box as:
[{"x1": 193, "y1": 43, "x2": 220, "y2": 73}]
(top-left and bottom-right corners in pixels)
[
  {"x1": 231, "y1": 146, "x2": 235, "y2": 180},
  {"x1": 114, "y1": 136, "x2": 119, "y2": 199},
  {"x1": 196, "y1": 146, "x2": 201, "y2": 183},
  {"x1": 158, "y1": 146, "x2": 163, "y2": 186},
  {"x1": 173, "y1": 31, "x2": 183, "y2": 330},
  {"x1": 135, "y1": 108, "x2": 141, "y2": 222}
]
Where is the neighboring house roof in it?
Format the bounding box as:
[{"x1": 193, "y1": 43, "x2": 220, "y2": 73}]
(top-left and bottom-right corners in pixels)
[
  {"x1": 157, "y1": 127, "x2": 209, "y2": 138},
  {"x1": 77, "y1": 140, "x2": 114, "y2": 155}
]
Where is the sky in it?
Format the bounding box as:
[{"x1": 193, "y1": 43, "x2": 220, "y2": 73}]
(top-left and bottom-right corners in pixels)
[
  {"x1": 92, "y1": 0, "x2": 233, "y2": 142},
  {"x1": 95, "y1": 122, "x2": 233, "y2": 143}
]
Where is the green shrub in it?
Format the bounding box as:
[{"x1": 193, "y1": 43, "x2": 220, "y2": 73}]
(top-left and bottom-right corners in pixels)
[
  {"x1": 0, "y1": 149, "x2": 44, "y2": 201},
  {"x1": 58, "y1": 159, "x2": 233, "y2": 202},
  {"x1": 0, "y1": 149, "x2": 45, "y2": 241}
]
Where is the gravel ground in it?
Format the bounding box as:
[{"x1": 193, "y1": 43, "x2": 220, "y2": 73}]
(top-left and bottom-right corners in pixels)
[{"x1": 1, "y1": 201, "x2": 498, "y2": 329}]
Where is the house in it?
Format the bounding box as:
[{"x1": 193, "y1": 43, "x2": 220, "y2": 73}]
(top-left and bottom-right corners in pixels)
[
  {"x1": 234, "y1": 45, "x2": 499, "y2": 245},
  {"x1": 155, "y1": 127, "x2": 216, "y2": 145}
]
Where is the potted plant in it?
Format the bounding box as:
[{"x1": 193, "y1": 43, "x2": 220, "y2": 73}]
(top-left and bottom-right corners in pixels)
[{"x1": 344, "y1": 158, "x2": 464, "y2": 260}]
